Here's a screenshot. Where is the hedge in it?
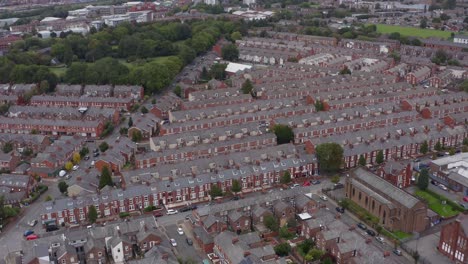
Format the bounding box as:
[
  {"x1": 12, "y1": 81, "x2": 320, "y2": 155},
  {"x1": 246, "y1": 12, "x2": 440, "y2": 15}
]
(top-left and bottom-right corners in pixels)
[{"x1": 119, "y1": 212, "x2": 130, "y2": 218}]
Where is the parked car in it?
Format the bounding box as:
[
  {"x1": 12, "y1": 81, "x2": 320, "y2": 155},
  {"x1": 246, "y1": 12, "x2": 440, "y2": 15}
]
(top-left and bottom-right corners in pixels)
[
  {"x1": 177, "y1": 227, "x2": 184, "y2": 235},
  {"x1": 320, "y1": 195, "x2": 328, "y2": 201},
  {"x1": 46, "y1": 224, "x2": 59, "y2": 232},
  {"x1": 375, "y1": 236, "x2": 384, "y2": 243},
  {"x1": 153, "y1": 211, "x2": 163, "y2": 217},
  {"x1": 167, "y1": 209, "x2": 178, "y2": 215},
  {"x1": 231, "y1": 196, "x2": 239, "y2": 201},
  {"x1": 463, "y1": 197, "x2": 468, "y2": 202},
  {"x1": 357, "y1": 223, "x2": 367, "y2": 230},
  {"x1": 438, "y1": 184, "x2": 448, "y2": 191},
  {"x1": 28, "y1": 219, "x2": 38, "y2": 227},
  {"x1": 393, "y1": 249, "x2": 402, "y2": 256},
  {"x1": 290, "y1": 183, "x2": 300, "y2": 189},
  {"x1": 336, "y1": 207, "x2": 345, "y2": 213},
  {"x1": 334, "y1": 183, "x2": 344, "y2": 189},
  {"x1": 311, "y1": 180, "x2": 321, "y2": 185},
  {"x1": 26, "y1": 234, "x2": 38, "y2": 240},
  {"x1": 93, "y1": 152, "x2": 100, "y2": 157},
  {"x1": 72, "y1": 165, "x2": 79, "y2": 171},
  {"x1": 23, "y1": 230, "x2": 34, "y2": 237},
  {"x1": 84, "y1": 156, "x2": 90, "y2": 161},
  {"x1": 366, "y1": 230, "x2": 376, "y2": 236},
  {"x1": 430, "y1": 180, "x2": 437, "y2": 185},
  {"x1": 186, "y1": 238, "x2": 193, "y2": 246},
  {"x1": 170, "y1": 238, "x2": 177, "y2": 247}
]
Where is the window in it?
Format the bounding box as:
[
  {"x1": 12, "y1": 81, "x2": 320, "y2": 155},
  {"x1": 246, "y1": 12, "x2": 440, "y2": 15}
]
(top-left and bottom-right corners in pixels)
[
  {"x1": 90, "y1": 253, "x2": 94, "y2": 259},
  {"x1": 358, "y1": 192, "x2": 361, "y2": 201},
  {"x1": 372, "y1": 201, "x2": 375, "y2": 210},
  {"x1": 245, "y1": 220, "x2": 248, "y2": 226},
  {"x1": 62, "y1": 260, "x2": 66, "y2": 264}
]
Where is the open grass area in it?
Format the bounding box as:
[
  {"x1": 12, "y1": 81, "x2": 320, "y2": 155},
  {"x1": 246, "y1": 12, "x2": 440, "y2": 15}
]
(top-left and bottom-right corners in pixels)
[
  {"x1": 415, "y1": 189, "x2": 461, "y2": 218},
  {"x1": 392, "y1": 230, "x2": 412, "y2": 240},
  {"x1": 375, "y1": 24, "x2": 452, "y2": 39}
]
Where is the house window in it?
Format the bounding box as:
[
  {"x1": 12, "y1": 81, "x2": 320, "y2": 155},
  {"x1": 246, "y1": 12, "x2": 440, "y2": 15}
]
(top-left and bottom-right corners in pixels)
[
  {"x1": 245, "y1": 220, "x2": 248, "y2": 226},
  {"x1": 62, "y1": 260, "x2": 66, "y2": 264},
  {"x1": 90, "y1": 253, "x2": 94, "y2": 259},
  {"x1": 125, "y1": 246, "x2": 129, "y2": 251}
]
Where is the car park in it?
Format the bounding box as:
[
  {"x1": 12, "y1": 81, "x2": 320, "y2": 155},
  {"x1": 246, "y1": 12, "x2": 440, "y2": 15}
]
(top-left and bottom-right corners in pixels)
[
  {"x1": 186, "y1": 238, "x2": 193, "y2": 246},
  {"x1": 170, "y1": 238, "x2": 177, "y2": 247},
  {"x1": 166, "y1": 209, "x2": 178, "y2": 215},
  {"x1": 366, "y1": 230, "x2": 376, "y2": 236},
  {"x1": 177, "y1": 227, "x2": 184, "y2": 235},
  {"x1": 357, "y1": 223, "x2": 367, "y2": 230}
]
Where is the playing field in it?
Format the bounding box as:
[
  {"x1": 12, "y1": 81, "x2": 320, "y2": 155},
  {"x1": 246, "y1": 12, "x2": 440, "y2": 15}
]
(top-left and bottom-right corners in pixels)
[{"x1": 375, "y1": 24, "x2": 452, "y2": 39}]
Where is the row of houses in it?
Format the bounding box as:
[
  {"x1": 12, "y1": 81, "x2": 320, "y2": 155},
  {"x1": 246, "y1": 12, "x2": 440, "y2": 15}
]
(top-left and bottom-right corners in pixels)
[{"x1": 55, "y1": 84, "x2": 144, "y2": 100}]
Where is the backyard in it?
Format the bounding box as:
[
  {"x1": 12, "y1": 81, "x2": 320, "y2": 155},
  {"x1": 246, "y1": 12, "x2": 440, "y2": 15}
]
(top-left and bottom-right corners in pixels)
[
  {"x1": 375, "y1": 24, "x2": 453, "y2": 39},
  {"x1": 415, "y1": 189, "x2": 462, "y2": 218}
]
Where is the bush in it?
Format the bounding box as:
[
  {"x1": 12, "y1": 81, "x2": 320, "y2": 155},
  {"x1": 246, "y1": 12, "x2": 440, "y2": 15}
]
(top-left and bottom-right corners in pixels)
[
  {"x1": 119, "y1": 212, "x2": 130, "y2": 218},
  {"x1": 144, "y1": 205, "x2": 157, "y2": 212},
  {"x1": 279, "y1": 226, "x2": 295, "y2": 240},
  {"x1": 274, "y1": 242, "x2": 292, "y2": 256}
]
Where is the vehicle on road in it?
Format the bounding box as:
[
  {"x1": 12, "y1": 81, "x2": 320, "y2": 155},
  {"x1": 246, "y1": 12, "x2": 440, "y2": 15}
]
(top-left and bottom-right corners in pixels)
[
  {"x1": 311, "y1": 180, "x2": 321, "y2": 185},
  {"x1": 153, "y1": 211, "x2": 163, "y2": 217},
  {"x1": 366, "y1": 230, "x2": 376, "y2": 236},
  {"x1": 320, "y1": 195, "x2": 328, "y2": 201},
  {"x1": 26, "y1": 234, "x2": 38, "y2": 240},
  {"x1": 23, "y1": 230, "x2": 34, "y2": 237},
  {"x1": 464, "y1": 196, "x2": 468, "y2": 202},
  {"x1": 28, "y1": 219, "x2": 38, "y2": 227},
  {"x1": 93, "y1": 152, "x2": 100, "y2": 157},
  {"x1": 231, "y1": 196, "x2": 239, "y2": 201},
  {"x1": 357, "y1": 223, "x2": 367, "y2": 230},
  {"x1": 393, "y1": 249, "x2": 402, "y2": 256},
  {"x1": 72, "y1": 165, "x2": 79, "y2": 171},
  {"x1": 177, "y1": 227, "x2": 184, "y2": 235},
  {"x1": 334, "y1": 183, "x2": 344, "y2": 189},
  {"x1": 166, "y1": 209, "x2": 178, "y2": 215},
  {"x1": 291, "y1": 183, "x2": 300, "y2": 189},
  {"x1": 375, "y1": 236, "x2": 384, "y2": 243},
  {"x1": 46, "y1": 224, "x2": 59, "y2": 232},
  {"x1": 438, "y1": 184, "x2": 448, "y2": 191},
  {"x1": 335, "y1": 207, "x2": 345, "y2": 213},
  {"x1": 84, "y1": 156, "x2": 90, "y2": 160},
  {"x1": 170, "y1": 238, "x2": 177, "y2": 247},
  {"x1": 186, "y1": 238, "x2": 193, "y2": 246}
]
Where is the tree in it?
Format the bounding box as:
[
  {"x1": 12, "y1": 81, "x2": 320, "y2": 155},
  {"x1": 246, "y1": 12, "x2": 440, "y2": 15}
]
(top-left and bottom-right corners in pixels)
[
  {"x1": 88, "y1": 205, "x2": 98, "y2": 223},
  {"x1": 131, "y1": 130, "x2": 143, "y2": 142},
  {"x1": 209, "y1": 63, "x2": 227, "y2": 80},
  {"x1": 314, "y1": 100, "x2": 324, "y2": 111},
  {"x1": 241, "y1": 79, "x2": 253, "y2": 94},
  {"x1": 2, "y1": 142, "x2": 13, "y2": 153},
  {"x1": 140, "y1": 106, "x2": 148, "y2": 114},
  {"x1": 119, "y1": 127, "x2": 128, "y2": 135},
  {"x1": 274, "y1": 243, "x2": 291, "y2": 257},
  {"x1": 44, "y1": 195, "x2": 52, "y2": 201},
  {"x1": 64, "y1": 161, "x2": 73, "y2": 171},
  {"x1": 331, "y1": 175, "x2": 340, "y2": 184},
  {"x1": 420, "y1": 18, "x2": 428, "y2": 29},
  {"x1": 417, "y1": 168, "x2": 429, "y2": 190},
  {"x1": 432, "y1": 49, "x2": 449, "y2": 65},
  {"x1": 99, "y1": 166, "x2": 113, "y2": 189},
  {"x1": 280, "y1": 171, "x2": 292, "y2": 184},
  {"x1": 376, "y1": 150, "x2": 384, "y2": 164},
  {"x1": 230, "y1": 31, "x2": 242, "y2": 41},
  {"x1": 210, "y1": 184, "x2": 223, "y2": 198},
  {"x1": 79, "y1": 147, "x2": 89, "y2": 157},
  {"x1": 72, "y1": 152, "x2": 81, "y2": 164},
  {"x1": 264, "y1": 215, "x2": 279, "y2": 231},
  {"x1": 99, "y1": 141, "x2": 109, "y2": 152},
  {"x1": 221, "y1": 44, "x2": 239, "y2": 61},
  {"x1": 339, "y1": 67, "x2": 351, "y2": 75},
  {"x1": 231, "y1": 179, "x2": 242, "y2": 194},
  {"x1": 128, "y1": 117, "x2": 133, "y2": 127},
  {"x1": 434, "y1": 141, "x2": 442, "y2": 152},
  {"x1": 58, "y1": 181, "x2": 69, "y2": 194},
  {"x1": 305, "y1": 248, "x2": 325, "y2": 262},
  {"x1": 420, "y1": 140, "x2": 429, "y2": 154},
  {"x1": 315, "y1": 143, "x2": 344, "y2": 173},
  {"x1": 174, "y1": 85, "x2": 182, "y2": 97},
  {"x1": 273, "y1": 124, "x2": 294, "y2": 145},
  {"x1": 358, "y1": 155, "x2": 366, "y2": 166},
  {"x1": 449, "y1": 147, "x2": 455, "y2": 156},
  {"x1": 200, "y1": 66, "x2": 210, "y2": 81}
]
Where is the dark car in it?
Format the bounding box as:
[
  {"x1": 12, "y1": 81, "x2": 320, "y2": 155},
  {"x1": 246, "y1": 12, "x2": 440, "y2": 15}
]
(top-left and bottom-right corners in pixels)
[
  {"x1": 334, "y1": 183, "x2": 344, "y2": 189},
  {"x1": 336, "y1": 207, "x2": 345, "y2": 213},
  {"x1": 366, "y1": 229, "x2": 376, "y2": 236},
  {"x1": 84, "y1": 156, "x2": 90, "y2": 160},
  {"x1": 311, "y1": 180, "x2": 321, "y2": 185},
  {"x1": 46, "y1": 224, "x2": 59, "y2": 232},
  {"x1": 93, "y1": 152, "x2": 100, "y2": 157},
  {"x1": 186, "y1": 238, "x2": 193, "y2": 245},
  {"x1": 431, "y1": 180, "x2": 437, "y2": 185},
  {"x1": 357, "y1": 223, "x2": 367, "y2": 230},
  {"x1": 179, "y1": 207, "x2": 191, "y2": 212},
  {"x1": 231, "y1": 196, "x2": 239, "y2": 201},
  {"x1": 153, "y1": 211, "x2": 163, "y2": 217},
  {"x1": 93, "y1": 148, "x2": 99, "y2": 153},
  {"x1": 23, "y1": 230, "x2": 34, "y2": 237}
]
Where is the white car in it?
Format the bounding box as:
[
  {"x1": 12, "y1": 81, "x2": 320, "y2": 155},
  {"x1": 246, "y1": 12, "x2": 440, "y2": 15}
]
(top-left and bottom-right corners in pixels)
[
  {"x1": 72, "y1": 165, "x2": 79, "y2": 171},
  {"x1": 320, "y1": 195, "x2": 328, "y2": 201},
  {"x1": 439, "y1": 184, "x2": 448, "y2": 191},
  {"x1": 177, "y1": 227, "x2": 184, "y2": 235},
  {"x1": 170, "y1": 238, "x2": 177, "y2": 247},
  {"x1": 167, "y1": 209, "x2": 178, "y2": 215},
  {"x1": 376, "y1": 236, "x2": 384, "y2": 243}
]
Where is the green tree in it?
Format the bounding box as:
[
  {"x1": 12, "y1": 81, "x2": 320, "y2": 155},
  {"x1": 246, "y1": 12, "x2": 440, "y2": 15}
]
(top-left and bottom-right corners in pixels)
[
  {"x1": 273, "y1": 124, "x2": 294, "y2": 145},
  {"x1": 305, "y1": 248, "x2": 325, "y2": 262},
  {"x1": 131, "y1": 130, "x2": 143, "y2": 142},
  {"x1": 358, "y1": 155, "x2": 366, "y2": 166},
  {"x1": 264, "y1": 214, "x2": 279, "y2": 231},
  {"x1": 315, "y1": 143, "x2": 344, "y2": 173},
  {"x1": 274, "y1": 243, "x2": 292, "y2": 257},
  {"x1": 230, "y1": 31, "x2": 242, "y2": 41},
  {"x1": 128, "y1": 117, "x2": 133, "y2": 127},
  {"x1": 79, "y1": 147, "x2": 89, "y2": 157},
  {"x1": 140, "y1": 106, "x2": 148, "y2": 114},
  {"x1": 376, "y1": 150, "x2": 384, "y2": 164},
  {"x1": 44, "y1": 195, "x2": 52, "y2": 201},
  {"x1": 449, "y1": 147, "x2": 455, "y2": 156},
  {"x1": 200, "y1": 66, "x2": 210, "y2": 81},
  {"x1": 64, "y1": 161, "x2": 73, "y2": 171},
  {"x1": 321, "y1": 257, "x2": 333, "y2": 264},
  {"x1": 460, "y1": 80, "x2": 468, "y2": 93},
  {"x1": 72, "y1": 152, "x2": 81, "y2": 164},
  {"x1": 209, "y1": 63, "x2": 227, "y2": 80},
  {"x1": 2, "y1": 142, "x2": 13, "y2": 153},
  {"x1": 231, "y1": 179, "x2": 242, "y2": 194},
  {"x1": 99, "y1": 166, "x2": 113, "y2": 189},
  {"x1": 339, "y1": 67, "x2": 351, "y2": 75},
  {"x1": 434, "y1": 141, "x2": 442, "y2": 152},
  {"x1": 279, "y1": 226, "x2": 294, "y2": 239},
  {"x1": 241, "y1": 79, "x2": 253, "y2": 94},
  {"x1": 58, "y1": 181, "x2": 69, "y2": 194},
  {"x1": 221, "y1": 44, "x2": 239, "y2": 61},
  {"x1": 119, "y1": 127, "x2": 128, "y2": 135},
  {"x1": 280, "y1": 171, "x2": 292, "y2": 184},
  {"x1": 88, "y1": 205, "x2": 98, "y2": 223},
  {"x1": 420, "y1": 140, "x2": 429, "y2": 154},
  {"x1": 174, "y1": 85, "x2": 182, "y2": 97},
  {"x1": 420, "y1": 18, "x2": 428, "y2": 29},
  {"x1": 210, "y1": 184, "x2": 223, "y2": 198},
  {"x1": 314, "y1": 100, "x2": 324, "y2": 111},
  {"x1": 0, "y1": 196, "x2": 4, "y2": 225},
  {"x1": 331, "y1": 175, "x2": 340, "y2": 184},
  {"x1": 99, "y1": 141, "x2": 109, "y2": 152},
  {"x1": 417, "y1": 168, "x2": 429, "y2": 191}
]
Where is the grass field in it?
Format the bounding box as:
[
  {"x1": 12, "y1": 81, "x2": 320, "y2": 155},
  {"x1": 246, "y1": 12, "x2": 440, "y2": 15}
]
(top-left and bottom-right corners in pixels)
[
  {"x1": 375, "y1": 24, "x2": 452, "y2": 39},
  {"x1": 392, "y1": 231, "x2": 412, "y2": 240},
  {"x1": 415, "y1": 190, "x2": 461, "y2": 217}
]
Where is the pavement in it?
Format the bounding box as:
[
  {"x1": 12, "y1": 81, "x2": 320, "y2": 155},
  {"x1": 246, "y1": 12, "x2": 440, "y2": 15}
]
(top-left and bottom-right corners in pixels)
[{"x1": 405, "y1": 233, "x2": 448, "y2": 264}]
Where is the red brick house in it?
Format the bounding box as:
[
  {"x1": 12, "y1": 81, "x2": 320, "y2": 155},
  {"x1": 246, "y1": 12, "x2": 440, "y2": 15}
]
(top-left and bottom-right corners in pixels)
[
  {"x1": 273, "y1": 200, "x2": 295, "y2": 226},
  {"x1": 137, "y1": 230, "x2": 162, "y2": 252},
  {"x1": 438, "y1": 214, "x2": 468, "y2": 263},
  {"x1": 0, "y1": 151, "x2": 20, "y2": 171},
  {"x1": 377, "y1": 161, "x2": 412, "y2": 188},
  {"x1": 406, "y1": 66, "x2": 431, "y2": 85},
  {"x1": 84, "y1": 239, "x2": 106, "y2": 264},
  {"x1": 193, "y1": 226, "x2": 215, "y2": 253},
  {"x1": 228, "y1": 210, "x2": 250, "y2": 233}
]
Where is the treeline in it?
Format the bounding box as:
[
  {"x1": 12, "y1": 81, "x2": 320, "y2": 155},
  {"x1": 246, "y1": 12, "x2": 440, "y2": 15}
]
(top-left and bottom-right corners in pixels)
[{"x1": 0, "y1": 19, "x2": 244, "y2": 94}]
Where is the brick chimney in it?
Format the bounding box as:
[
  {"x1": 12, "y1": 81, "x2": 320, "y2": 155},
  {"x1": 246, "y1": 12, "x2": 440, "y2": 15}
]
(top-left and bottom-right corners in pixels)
[{"x1": 232, "y1": 237, "x2": 239, "y2": 244}]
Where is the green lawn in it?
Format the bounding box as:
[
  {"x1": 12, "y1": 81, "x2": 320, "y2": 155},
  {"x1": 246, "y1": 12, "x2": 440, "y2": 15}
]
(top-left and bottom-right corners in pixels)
[
  {"x1": 375, "y1": 24, "x2": 452, "y2": 39},
  {"x1": 415, "y1": 190, "x2": 461, "y2": 217},
  {"x1": 392, "y1": 231, "x2": 412, "y2": 240},
  {"x1": 49, "y1": 66, "x2": 67, "y2": 77}
]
